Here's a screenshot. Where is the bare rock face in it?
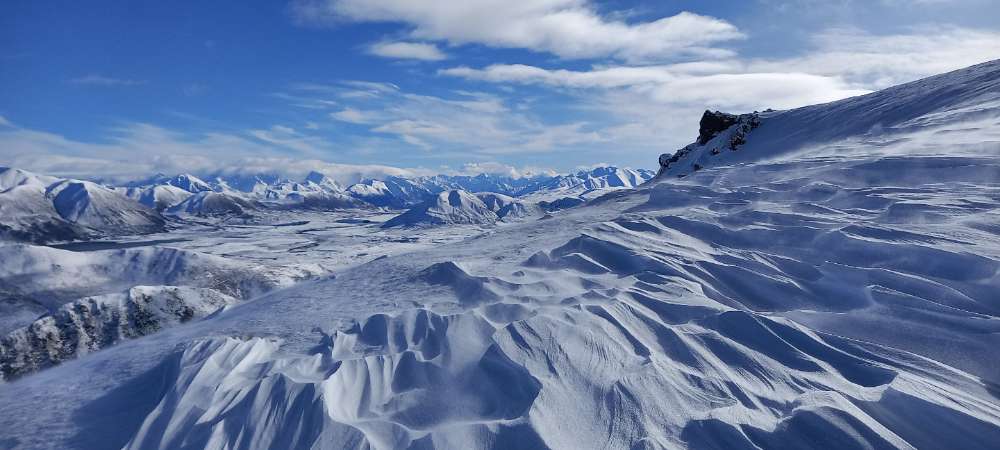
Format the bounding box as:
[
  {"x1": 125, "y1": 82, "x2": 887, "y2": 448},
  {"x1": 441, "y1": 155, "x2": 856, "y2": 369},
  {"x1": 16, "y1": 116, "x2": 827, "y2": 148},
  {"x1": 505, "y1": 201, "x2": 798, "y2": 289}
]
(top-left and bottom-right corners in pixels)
[
  {"x1": 0, "y1": 286, "x2": 237, "y2": 381},
  {"x1": 658, "y1": 111, "x2": 762, "y2": 177},
  {"x1": 697, "y1": 110, "x2": 739, "y2": 145}
]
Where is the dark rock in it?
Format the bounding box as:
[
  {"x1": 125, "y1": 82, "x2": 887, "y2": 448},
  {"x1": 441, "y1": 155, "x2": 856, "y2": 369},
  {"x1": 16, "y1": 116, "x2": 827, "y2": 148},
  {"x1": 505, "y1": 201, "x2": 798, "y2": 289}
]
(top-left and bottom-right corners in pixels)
[{"x1": 698, "y1": 110, "x2": 739, "y2": 145}]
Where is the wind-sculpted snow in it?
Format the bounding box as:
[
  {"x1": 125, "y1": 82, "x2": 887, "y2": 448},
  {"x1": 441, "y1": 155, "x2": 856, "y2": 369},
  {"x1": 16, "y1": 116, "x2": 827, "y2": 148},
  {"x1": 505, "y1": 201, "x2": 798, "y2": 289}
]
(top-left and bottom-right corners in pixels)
[
  {"x1": 88, "y1": 160, "x2": 1000, "y2": 447},
  {"x1": 94, "y1": 236, "x2": 999, "y2": 448},
  {"x1": 120, "y1": 308, "x2": 542, "y2": 450}
]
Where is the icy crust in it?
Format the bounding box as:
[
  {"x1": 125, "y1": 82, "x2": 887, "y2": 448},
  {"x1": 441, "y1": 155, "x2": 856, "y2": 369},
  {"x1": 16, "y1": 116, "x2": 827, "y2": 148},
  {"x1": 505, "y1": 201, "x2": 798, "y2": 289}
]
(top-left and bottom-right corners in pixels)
[
  {"x1": 0, "y1": 286, "x2": 236, "y2": 380},
  {"x1": 118, "y1": 252, "x2": 998, "y2": 449}
]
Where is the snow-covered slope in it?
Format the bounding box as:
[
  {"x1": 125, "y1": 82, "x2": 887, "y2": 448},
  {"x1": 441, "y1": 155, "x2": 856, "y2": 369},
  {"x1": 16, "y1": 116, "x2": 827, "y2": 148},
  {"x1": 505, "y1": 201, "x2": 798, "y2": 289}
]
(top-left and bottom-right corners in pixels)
[
  {"x1": 0, "y1": 168, "x2": 165, "y2": 243},
  {"x1": 658, "y1": 59, "x2": 1000, "y2": 178},
  {"x1": 383, "y1": 190, "x2": 499, "y2": 227},
  {"x1": 1, "y1": 61, "x2": 999, "y2": 450}
]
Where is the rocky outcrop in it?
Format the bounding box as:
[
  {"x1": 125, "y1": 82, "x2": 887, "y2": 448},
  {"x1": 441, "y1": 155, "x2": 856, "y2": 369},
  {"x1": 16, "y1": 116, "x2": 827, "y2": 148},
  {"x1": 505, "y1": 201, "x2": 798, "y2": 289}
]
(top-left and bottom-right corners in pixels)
[
  {"x1": 697, "y1": 110, "x2": 739, "y2": 144},
  {"x1": 0, "y1": 286, "x2": 237, "y2": 381},
  {"x1": 658, "y1": 110, "x2": 761, "y2": 177}
]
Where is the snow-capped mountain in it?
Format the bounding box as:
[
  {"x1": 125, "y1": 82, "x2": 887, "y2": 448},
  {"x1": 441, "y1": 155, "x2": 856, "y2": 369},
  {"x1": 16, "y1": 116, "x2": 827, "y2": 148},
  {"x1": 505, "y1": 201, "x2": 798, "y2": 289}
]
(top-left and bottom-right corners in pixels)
[
  {"x1": 474, "y1": 192, "x2": 518, "y2": 212},
  {"x1": 122, "y1": 171, "x2": 367, "y2": 213},
  {"x1": 2, "y1": 61, "x2": 999, "y2": 450},
  {"x1": 0, "y1": 168, "x2": 165, "y2": 243},
  {"x1": 165, "y1": 191, "x2": 258, "y2": 217},
  {"x1": 383, "y1": 190, "x2": 545, "y2": 227},
  {"x1": 346, "y1": 176, "x2": 443, "y2": 208},
  {"x1": 106, "y1": 166, "x2": 654, "y2": 215},
  {"x1": 338, "y1": 168, "x2": 653, "y2": 208},
  {"x1": 527, "y1": 166, "x2": 653, "y2": 199},
  {"x1": 126, "y1": 173, "x2": 214, "y2": 193},
  {"x1": 382, "y1": 189, "x2": 500, "y2": 227},
  {"x1": 119, "y1": 184, "x2": 193, "y2": 210},
  {"x1": 259, "y1": 173, "x2": 368, "y2": 210}
]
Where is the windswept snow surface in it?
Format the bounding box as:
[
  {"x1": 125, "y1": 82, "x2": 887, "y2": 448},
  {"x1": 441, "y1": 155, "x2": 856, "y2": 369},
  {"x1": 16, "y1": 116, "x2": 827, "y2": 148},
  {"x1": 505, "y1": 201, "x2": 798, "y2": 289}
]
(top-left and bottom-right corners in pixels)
[{"x1": 1, "y1": 61, "x2": 1000, "y2": 449}]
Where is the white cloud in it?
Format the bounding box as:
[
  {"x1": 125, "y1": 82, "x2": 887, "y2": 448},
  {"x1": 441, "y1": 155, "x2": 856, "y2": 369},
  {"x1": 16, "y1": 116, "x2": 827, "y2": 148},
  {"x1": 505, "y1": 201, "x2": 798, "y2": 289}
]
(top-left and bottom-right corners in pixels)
[
  {"x1": 285, "y1": 83, "x2": 605, "y2": 155},
  {"x1": 369, "y1": 41, "x2": 448, "y2": 61},
  {"x1": 747, "y1": 26, "x2": 1000, "y2": 88},
  {"x1": 457, "y1": 161, "x2": 557, "y2": 178},
  {"x1": 0, "y1": 120, "x2": 432, "y2": 185},
  {"x1": 291, "y1": 0, "x2": 742, "y2": 61},
  {"x1": 442, "y1": 26, "x2": 1000, "y2": 112},
  {"x1": 70, "y1": 74, "x2": 145, "y2": 87},
  {"x1": 442, "y1": 64, "x2": 867, "y2": 111},
  {"x1": 330, "y1": 107, "x2": 379, "y2": 124}
]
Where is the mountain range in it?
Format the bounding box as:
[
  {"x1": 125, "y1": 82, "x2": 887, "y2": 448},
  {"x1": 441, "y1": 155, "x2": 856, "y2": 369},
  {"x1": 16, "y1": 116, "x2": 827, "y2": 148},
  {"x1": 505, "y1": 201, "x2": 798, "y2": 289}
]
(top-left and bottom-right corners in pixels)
[{"x1": 0, "y1": 166, "x2": 654, "y2": 242}]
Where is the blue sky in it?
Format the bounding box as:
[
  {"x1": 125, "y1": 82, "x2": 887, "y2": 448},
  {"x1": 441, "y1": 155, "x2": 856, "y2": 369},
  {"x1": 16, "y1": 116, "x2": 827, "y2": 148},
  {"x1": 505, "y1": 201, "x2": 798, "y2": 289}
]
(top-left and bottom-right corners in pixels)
[{"x1": 1, "y1": 0, "x2": 998, "y2": 183}]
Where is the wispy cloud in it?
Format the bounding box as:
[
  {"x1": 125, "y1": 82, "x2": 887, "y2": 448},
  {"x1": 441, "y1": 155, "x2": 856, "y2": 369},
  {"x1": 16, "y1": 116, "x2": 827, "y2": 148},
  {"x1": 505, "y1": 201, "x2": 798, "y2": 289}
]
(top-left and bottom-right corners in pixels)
[
  {"x1": 290, "y1": 0, "x2": 742, "y2": 62},
  {"x1": 0, "y1": 119, "x2": 431, "y2": 184},
  {"x1": 70, "y1": 74, "x2": 146, "y2": 87},
  {"x1": 282, "y1": 82, "x2": 606, "y2": 156},
  {"x1": 748, "y1": 26, "x2": 1000, "y2": 88},
  {"x1": 443, "y1": 26, "x2": 1000, "y2": 106},
  {"x1": 368, "y1": 41, "x2": 448, "y2": 61}
]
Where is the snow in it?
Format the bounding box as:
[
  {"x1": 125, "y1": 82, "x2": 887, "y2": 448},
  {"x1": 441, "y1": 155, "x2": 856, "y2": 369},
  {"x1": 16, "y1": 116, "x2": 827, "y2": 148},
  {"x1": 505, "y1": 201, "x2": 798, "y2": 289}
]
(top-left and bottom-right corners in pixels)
[
  {"x1": 658, "y1": 59, "x2": 1000, "y2": 178},
  {"x1": 165, "y1": 191, "x2": 257, "y2": 217},
  {"x1": 119, "y1": 184, "x2": 193, "y2": 210},
  {"x1": 0, "y1": 243, "x2": 318, "y2": 335},
  {"x1": 1, "y1": 60, "x2": 999, "y2": 449},
  {"x1": 0, "y1": 168, "x2": 164, "y2": 243},
  {"x1": 1, "y1": 286, "x2": 237, "y2": 380},
  {"x1": 383, "y1": 190, "x2": 501, "y2": 227}
]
